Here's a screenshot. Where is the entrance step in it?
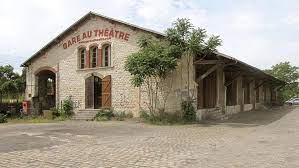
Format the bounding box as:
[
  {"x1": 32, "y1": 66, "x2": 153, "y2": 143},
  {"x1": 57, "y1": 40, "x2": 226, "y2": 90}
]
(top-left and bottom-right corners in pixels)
[{"x1": 72, "y1": 109, "x2": 99, "y2": 121}]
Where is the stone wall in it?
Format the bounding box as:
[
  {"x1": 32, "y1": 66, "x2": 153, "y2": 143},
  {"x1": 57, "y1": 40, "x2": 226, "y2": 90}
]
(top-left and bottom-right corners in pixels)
[
  {"x1": 139, "y1": 55, "x2": 197, "y2": 115},
  {"x1": 25, "y1": 17, "x2": 156, "y2": 116},
  {"x1": 226, "y1": 105, "x2": 241, "y2": 115}
]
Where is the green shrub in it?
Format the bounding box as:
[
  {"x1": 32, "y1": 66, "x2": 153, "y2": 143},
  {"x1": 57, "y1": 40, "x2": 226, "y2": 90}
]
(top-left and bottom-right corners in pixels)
[
  {"x1": 126, "y1": 112, "x2": 134, "y2": 118},
  {"x1": 50, "y1": 98, "x2": 74, "y2": 120},
  {"x1": 139, "y1": 109, "x2": 182, "y2": 125},
  {"x1": 114, "y1": 111, "x2": 126, "y2": 121},
  {"x1": 95, "y1": 109, "x2": 114, "y2": 121},
  {"x1": 50, "y1": 107, "x2": 60, "y2": 117},
  {"x1": 95, "y1": 115, "x2": 109, "y2": 121},
  {"x1": 0, "y1": 114, "x2": 8, "y2": 123},
  {"x1": 61, "y1": 99, "x2": 73, "y2": 116},
  {"x1": 140, "y1": 109, "x2": 150, "y2": 119},
  {"x1": 182, "y1": 100, "x2": 196, "y2": 122}
]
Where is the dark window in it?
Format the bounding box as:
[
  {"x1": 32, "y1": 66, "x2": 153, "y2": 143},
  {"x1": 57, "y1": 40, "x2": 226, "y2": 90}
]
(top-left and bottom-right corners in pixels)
[
  {"x1": 79, "y1": 49, "x2": 86, "y2": 69},
  {"x1": 90, "y1": 46, "x2": 97, "y2": 68},
  {"x1": 103, "y1": 45, "x2": 111, "y2": 67}
]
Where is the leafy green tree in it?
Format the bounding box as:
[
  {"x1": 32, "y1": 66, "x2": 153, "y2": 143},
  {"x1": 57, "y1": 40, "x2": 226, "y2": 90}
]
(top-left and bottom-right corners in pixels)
[
  {"x1": 125, "y1": 35, "x2": 178, "y2": 114},
  {"x1": 125, "y1": 18, "x2": 222, "y2": 115},
  {"x1": 0, "y1": 65, "x2": 25, "y2": 102},
  {"x1": 264, "y1": 62, "x2": 299, "y2": 101},
  {"x1": 165, "y1": 18, "x2": 222, "y2": 101}
]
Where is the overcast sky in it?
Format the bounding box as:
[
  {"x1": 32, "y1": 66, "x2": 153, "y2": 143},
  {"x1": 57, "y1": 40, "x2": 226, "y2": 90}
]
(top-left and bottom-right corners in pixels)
[{"x1": 1, "y1": 0, "x2": 298, "y2": 72}]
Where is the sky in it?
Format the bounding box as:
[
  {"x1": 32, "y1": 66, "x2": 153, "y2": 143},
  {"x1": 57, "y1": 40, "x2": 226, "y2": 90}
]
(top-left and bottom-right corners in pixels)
[{"x1": 0, "y1": 0, "x2": 298, "y2": 72}]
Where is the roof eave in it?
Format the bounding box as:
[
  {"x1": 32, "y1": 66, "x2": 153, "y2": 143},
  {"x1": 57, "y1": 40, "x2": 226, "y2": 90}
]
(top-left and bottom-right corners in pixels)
[
  {"x1": 21, "y1": 11, "x2": 166, "y2": 67},
  {"x1": 214, "y1": 51, "x2": 286, "y2": 85}
]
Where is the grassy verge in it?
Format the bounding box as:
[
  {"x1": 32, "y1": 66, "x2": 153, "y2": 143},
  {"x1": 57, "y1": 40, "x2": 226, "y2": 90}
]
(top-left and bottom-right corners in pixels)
[{"x1": 7, "y1": 117, "x2": 61, "y2": 124}]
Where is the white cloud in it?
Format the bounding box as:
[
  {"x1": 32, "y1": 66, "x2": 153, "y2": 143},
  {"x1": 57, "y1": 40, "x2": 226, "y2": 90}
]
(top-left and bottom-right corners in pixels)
[
  {"x1": 135, "y1": 0, "x2": 207, "y2": 31},
  {"x1": 283, "y1": 12, "x2": 299, "y2": 25},
  {"x1": 0, "y1": 0, "x2": 297, "y2": 72}
]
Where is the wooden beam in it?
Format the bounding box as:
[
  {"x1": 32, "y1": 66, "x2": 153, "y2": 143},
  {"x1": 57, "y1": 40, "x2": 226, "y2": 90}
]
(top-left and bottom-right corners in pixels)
[
  {"x1": 242, "y1": 78, "x2": 254, "y2": 88},
  {"x1": 276, "y1": 85, "x2": 285, "y2": 91},
  {"x1": 224, "y1": 72, "x2": 242, "y2": 86},
  {"x1": 194, "y1": 60, "x2": 225, "y2": 65},
  {"x1": 196, "y1": 64, "x2": 220, "y2": 82},
  {"x1": 248, "y1": 79, "x2": 255, "y2": 84},
  {"x1": 254, "y1": 80, "x2": 265, "y2": 90}
]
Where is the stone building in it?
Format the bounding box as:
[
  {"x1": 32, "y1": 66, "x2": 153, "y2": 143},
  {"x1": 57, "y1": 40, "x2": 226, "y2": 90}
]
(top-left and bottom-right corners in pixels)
[{"x1": 21, "y1": 12, "x2": 284, "y2": 120}]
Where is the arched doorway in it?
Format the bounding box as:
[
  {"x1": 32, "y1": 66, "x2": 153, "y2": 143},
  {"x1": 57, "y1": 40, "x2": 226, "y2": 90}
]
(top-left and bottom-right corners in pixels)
[
  {"x1": 34, "y1": 69, "x2": 56, "y2": 114},
  {"x1": 85, "y1": 75, "x2": 111, "y2": 109}
]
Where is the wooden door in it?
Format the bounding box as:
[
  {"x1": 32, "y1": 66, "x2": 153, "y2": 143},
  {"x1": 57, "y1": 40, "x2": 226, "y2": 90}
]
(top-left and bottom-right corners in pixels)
[
  {"x1": 94, "y1": 76, "x2": 102, "y2": 109},
  {"x1": 102, "y1": 75, "x2": 111, "y2": 108},
  {"x1": 85, "y1": 76, "x2": 94, "y2": 109}
]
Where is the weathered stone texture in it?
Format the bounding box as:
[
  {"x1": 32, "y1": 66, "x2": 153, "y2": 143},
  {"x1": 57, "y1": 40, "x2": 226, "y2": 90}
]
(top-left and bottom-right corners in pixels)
[{"x1": 25, "y1": 17, "x2": 146, "y2": 115}]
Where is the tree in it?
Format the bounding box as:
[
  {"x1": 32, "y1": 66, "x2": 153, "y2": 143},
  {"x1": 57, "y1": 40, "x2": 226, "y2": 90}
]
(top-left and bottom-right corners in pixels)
[
  {"x1": 125, "y1": 19, "x2": 222, "y2": 116},
  {"x1": 125, "y1": 35, "x2": 178, "y2": 114},
  {"x1": 165, "y1": 18, "x2": 222, "y2": 101},
  {"x1": 264, "y1": 62, "x2": 299, "y2": 101},
  {"x1": 0, "y1": 65, "x2": 25, "y2": 102}
]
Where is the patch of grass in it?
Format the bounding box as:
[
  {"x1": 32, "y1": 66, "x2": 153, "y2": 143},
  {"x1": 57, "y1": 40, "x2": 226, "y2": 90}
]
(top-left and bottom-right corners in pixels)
[
  {"x1": 139, "y1": 109, "x2": 185, "y2": 125},
  {"x1": 8, "y1": 116, "x2": 59, "y2": 124},
  {"x1": 95, "y1": 115, "x2": 110, "y2": 121},
  {"x1": 54, "y1": 115, "x2": 70, "y2": 121},
  {"x1": 113, "y1": 111, "x2": 126, "y2": 121},
  {"x1": 0, "y1": 114, "x2": 8, "y2": 123},
  {"x1": 95, "y1": 109, "x2": 134, "y2": 121},
  {"x1": 95, "y1": 109, "x2": 114, "y2": 121}
]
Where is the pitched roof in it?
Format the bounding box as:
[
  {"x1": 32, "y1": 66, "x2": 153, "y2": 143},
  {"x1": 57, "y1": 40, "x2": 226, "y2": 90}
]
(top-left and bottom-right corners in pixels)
[
  {"x1": 21, "y1": 11, "x2": 284, "y2": 85},
  {"x1": 21, "y1": 11, "x2": 165, "y2": 66}
]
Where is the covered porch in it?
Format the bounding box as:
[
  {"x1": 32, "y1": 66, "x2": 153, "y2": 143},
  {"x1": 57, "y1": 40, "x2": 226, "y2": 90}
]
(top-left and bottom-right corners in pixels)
[{"x1": 194, "y1": 52, "x2": 284, "y2": 120}]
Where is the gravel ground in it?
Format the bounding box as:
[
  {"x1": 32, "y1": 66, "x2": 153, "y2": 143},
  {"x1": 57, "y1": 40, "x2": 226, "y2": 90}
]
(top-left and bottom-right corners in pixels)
[{"x1": 0, "y1": 107, "x2": 298, "y2": 168}]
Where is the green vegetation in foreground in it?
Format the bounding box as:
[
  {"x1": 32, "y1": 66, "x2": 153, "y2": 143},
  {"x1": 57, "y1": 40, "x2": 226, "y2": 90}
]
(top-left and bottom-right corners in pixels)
[
  {"x1": 7, "y1": 116, "x2": 61, "y2": 124},
  {"x1": 95, "y1": 109, "x2": 133, "y2": 121}
]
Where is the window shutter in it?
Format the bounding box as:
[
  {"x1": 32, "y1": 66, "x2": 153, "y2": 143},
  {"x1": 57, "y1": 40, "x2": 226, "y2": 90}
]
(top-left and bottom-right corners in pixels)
[
  {"x1": 98, "y1": 48, "x2": 102, "y2": 67},
  {"x1": 102, "y1": 75, "x2": 111, "y2": 108},
  {"x1": 85, "y1": 50, "x2": 90, "y2": 68}
]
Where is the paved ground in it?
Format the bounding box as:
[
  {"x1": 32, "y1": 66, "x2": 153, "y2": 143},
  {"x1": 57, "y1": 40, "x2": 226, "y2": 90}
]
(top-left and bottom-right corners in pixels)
[{"x1": 0, "y1": 107, "x2": 298, "y2": 168}]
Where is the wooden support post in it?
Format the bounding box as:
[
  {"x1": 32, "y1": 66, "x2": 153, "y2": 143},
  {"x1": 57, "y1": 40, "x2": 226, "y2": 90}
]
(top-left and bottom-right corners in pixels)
[
  {"x1": 216, "y1": 66, "x2": 225, "y2": 113},
  {"x1": 196, "y1": 64, "x2": 221, "y2": 82},
  {"x1": 236, "y1": 76, "x2": 244, "y2": 111},
  {"x1": 224, "y1": 72, "x2": 242, "y2": 86},
  {"x1": 250, "y1": 79, "x2": 255, "y2": 110},
  {"x1": 254, "y1": 80, "x2": 265, "y2": 90}
]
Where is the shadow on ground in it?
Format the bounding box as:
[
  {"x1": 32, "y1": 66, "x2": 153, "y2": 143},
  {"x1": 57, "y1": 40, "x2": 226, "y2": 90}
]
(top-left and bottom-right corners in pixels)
[{"x1": 201, "y1": 106, "x2": 297, "y2": 128}]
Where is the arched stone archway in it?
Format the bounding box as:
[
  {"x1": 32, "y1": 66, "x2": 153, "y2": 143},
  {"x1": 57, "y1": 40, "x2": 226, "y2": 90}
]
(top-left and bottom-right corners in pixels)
[{"x1": 34, "y1": 69, "x2": 56, "y2": 114}]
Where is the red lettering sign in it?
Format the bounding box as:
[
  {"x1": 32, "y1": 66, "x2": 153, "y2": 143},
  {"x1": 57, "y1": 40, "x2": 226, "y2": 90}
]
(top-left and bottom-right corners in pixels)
[{"x1": 62, "y1": 28, "x2": 131, "y2": 49}]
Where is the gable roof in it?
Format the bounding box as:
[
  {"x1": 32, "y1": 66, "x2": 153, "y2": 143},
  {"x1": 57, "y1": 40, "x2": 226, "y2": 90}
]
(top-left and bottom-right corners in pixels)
[
  {"x1": 21, "y1": 11, "x2": 284, "y2": 85},
  {"x1": 21, "y1": 11, "x2": 165, "y2": 67}
]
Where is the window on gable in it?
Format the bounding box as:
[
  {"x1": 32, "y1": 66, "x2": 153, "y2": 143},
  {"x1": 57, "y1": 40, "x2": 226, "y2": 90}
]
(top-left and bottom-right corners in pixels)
[
  {"x1": 79, "y1": 48, "x2": 86, "y2": 69},
  {"x1": 90, "y1": 46, "x2": 98, "y2": 68},
  {"x1": 102, "y1": 44, "x2": 111, "y2": 67}
]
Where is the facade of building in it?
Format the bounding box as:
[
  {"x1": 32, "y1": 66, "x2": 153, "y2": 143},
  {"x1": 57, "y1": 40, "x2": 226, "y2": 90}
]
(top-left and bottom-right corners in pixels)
[{"x1": 22, "y1": 12, "x2": 284, "y2": 120}]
